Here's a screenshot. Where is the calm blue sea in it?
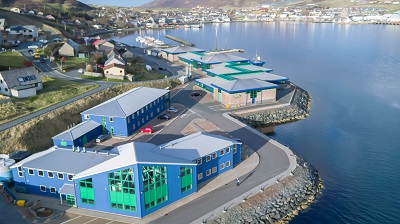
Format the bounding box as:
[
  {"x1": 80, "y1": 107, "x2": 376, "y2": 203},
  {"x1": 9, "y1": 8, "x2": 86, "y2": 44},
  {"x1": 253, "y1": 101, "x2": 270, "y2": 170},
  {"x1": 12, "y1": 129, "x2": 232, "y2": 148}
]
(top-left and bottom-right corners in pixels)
[{"x1": 112, "y1": 22, "x2": 400, "y2": 224}]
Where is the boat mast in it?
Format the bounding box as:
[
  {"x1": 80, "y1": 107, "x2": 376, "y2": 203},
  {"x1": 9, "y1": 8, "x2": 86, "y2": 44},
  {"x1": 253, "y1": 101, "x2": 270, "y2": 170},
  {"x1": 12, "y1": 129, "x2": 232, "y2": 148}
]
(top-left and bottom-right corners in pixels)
[{"x1": 215, "y1": 28, "x2": 218, "y2": 52}]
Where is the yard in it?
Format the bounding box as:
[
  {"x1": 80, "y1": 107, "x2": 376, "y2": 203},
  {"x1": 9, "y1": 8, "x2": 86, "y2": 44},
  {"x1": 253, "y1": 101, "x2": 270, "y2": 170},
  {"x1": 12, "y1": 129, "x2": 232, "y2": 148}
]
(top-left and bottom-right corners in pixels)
[
  {"x1": 0, "y1": 51, "x2": 27, "y2": 70},
  {"x1": 0, "y1": 76, "x2": 98, "y2": 125}
]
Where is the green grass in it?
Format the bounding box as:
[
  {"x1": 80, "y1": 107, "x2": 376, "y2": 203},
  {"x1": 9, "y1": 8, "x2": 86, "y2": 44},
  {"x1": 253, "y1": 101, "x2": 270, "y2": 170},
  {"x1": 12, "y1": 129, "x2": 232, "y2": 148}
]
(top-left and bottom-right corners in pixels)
[
  {"x1": 0, "y1": 52, "x2": 26, "y2": 69},
  {"x1": 81, "y1": 75, "x2": 129, "y2": 82},
  {"x1": 56, "y1": 57, "x2": 90, "y2": 71},
  {"x1": 0, "y1": 77, "x2": 98, "y2": 125},
  {"x1": 135, "y1": 73, "x2": 166, "y2": 81}
]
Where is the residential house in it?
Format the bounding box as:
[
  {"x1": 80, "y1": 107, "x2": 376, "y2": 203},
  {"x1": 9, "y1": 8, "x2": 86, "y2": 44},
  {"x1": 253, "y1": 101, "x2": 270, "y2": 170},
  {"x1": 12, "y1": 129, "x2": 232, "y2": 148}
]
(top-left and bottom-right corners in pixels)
[
  {"x1": 0, "y1": 67, "x2": 43, "y2": 98},
  {"x1": 96, "y1": 41, "x2": 115, "y2": 54},
  {"x1": 6, "y1": 25, "x2": 38, "y2": 39},
  {"x1": 0, "y1": 18, "x2": 5, "y2": 31},
  {"x1": 80, "y1": 87, "x2": 170, "y2": 137},
  {"x1": 104, "y1": 55, "x2": 125, "y2": 77},
  {"x1": 59, "y1": 39, "x2": 79, "y2": 57},
  {"x1": 117, "y1": 48, "x2": 134, "y2": 59}
]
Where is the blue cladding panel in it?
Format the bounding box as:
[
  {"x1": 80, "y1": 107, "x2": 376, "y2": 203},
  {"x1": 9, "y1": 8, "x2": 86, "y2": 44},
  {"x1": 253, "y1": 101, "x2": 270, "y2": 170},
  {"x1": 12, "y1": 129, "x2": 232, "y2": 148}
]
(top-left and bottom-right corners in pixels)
[
  {"x1": 233, "y1": 144, "x2": 241, "y2": 166},
  {"x1": 81, "y1": 93, "x2": 170, "y2": 137}
]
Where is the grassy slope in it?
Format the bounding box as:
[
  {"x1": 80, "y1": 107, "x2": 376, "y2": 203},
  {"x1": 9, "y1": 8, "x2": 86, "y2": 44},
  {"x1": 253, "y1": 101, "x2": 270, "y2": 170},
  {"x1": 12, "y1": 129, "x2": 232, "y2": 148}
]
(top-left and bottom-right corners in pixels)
[
  {"x1": 0, "y1": 51, "x2": 27, "y2": 69},
  {"x1": 0, "y1": 77, "x2": 98, "y2": 125}
]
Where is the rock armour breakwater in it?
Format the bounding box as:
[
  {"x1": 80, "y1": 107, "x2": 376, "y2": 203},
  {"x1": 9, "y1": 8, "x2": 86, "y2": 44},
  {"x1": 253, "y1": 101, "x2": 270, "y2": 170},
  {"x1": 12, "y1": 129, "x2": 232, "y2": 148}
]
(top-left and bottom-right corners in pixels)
[
  {"x1": 208, "y1": 158, "x2": 322, "y2": 224},
  {"x1": 231, "y1": 86, "x2": 312, "y2": 128}
]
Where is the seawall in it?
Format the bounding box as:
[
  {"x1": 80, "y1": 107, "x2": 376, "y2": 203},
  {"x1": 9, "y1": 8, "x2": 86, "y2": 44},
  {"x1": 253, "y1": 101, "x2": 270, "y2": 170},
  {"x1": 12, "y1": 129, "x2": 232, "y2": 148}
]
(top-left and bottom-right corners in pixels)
[
  {"x1": 231, "y1": 86, "x2": 312, "y2": 128},
  {"x1": 208, "y1": 158, "x2": 322, "y2": 224}
]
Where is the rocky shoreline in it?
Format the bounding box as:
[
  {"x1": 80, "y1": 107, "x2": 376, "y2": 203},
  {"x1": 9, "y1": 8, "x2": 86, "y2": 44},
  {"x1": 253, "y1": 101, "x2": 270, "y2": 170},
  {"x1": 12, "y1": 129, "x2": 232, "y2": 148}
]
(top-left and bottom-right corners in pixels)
[
  {"x1": 230, "y1": 86, "x2": 312, "y2": 128},
  {"x1": 207, "y1": 157, "x2": 322, "y2": 224}
]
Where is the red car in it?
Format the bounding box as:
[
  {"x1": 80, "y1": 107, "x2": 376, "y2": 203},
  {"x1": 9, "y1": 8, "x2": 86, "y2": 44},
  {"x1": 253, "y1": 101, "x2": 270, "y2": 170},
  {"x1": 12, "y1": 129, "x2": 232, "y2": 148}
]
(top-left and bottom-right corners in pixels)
[{"x1": 140, "y1": 126, "x2": 154, "y2": 133}]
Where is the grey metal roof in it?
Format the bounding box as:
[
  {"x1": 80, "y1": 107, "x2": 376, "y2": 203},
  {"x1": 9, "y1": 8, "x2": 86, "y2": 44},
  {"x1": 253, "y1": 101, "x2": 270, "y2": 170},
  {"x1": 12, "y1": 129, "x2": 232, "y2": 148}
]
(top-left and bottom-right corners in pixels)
[
  {"x1": 52, "y1": 120, "x2": 101, "y2": 141},
  {"x1": 195, "y1": 76, "x2": 228, "y2": 87},
  {"x1": 196, "y1": 54, "x2": 249, "y2": 64},
  {"x1": 81, "y1": 87, "x2": 169, "y2": 118},
  {"x1": 231, "y1": 72, "x2": 288, "y2": 82},
  {"x1": 74, "y1": 142, "x2": 195, "y2": 180},
  {"x1": 212, "y1": 79, "x2": 278, "y2": 93},
  {"x1": 178, "y1": 52, "x2": 203, "y2": 61},
  {"x1": 66, "y1": 39, "x2": 78, "y2": 52},
  {"x1": 104, "y1": 55, "x2": 125, "y2": 66},
  {"x1": 162, "y1": 46, "x2": 205, "y2": 54},
  {"x1": 234, "y1": 64, "x2": 273, "y2": 72},
  {"x1": 10, "y1": 147, "x2": 118, "y2": 174},
  {"x1": 154, "y1": 132, "x2": 241, "y2": 161},
  {"x1": 0, "y1": 67, "x2": 41, "y2": 89},
  {"x1": 207, "y1": 66, "x2": 240, "y2": 75},
  {"x1": 59, "y1": 184, "x2": 74, "y2": 195}
]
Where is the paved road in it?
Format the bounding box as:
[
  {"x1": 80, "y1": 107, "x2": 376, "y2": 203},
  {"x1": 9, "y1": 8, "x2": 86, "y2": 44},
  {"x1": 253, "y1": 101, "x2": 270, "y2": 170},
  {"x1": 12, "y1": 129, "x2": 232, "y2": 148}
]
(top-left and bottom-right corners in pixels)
[{"x1": 148, "y1": 83, "x2": 290, "y2": 224}]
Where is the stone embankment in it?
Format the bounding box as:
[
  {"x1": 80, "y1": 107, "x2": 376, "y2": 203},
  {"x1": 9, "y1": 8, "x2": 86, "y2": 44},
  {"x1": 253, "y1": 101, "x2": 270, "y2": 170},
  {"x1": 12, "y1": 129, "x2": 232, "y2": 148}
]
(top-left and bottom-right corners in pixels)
[
  {"x1": 208, "y1": 158, "x2": 322, "y2": 224},
  {"x1": 231, "y1": 86, "x2": 312, "y2": 128}
]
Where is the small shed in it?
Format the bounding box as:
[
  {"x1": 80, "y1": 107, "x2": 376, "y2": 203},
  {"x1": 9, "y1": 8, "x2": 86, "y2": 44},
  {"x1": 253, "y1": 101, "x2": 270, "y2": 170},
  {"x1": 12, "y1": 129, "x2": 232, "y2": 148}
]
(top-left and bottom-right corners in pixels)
[{"x1": 52, "y1": 120, "x2": 102, "y2": 147}]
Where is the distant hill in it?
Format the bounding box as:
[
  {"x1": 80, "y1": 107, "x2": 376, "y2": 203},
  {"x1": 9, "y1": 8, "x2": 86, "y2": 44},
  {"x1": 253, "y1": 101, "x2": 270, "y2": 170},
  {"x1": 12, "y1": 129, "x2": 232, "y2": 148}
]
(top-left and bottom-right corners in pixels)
[{"x1": 0, "y1": 0, "x2": 93, "y2": 11}]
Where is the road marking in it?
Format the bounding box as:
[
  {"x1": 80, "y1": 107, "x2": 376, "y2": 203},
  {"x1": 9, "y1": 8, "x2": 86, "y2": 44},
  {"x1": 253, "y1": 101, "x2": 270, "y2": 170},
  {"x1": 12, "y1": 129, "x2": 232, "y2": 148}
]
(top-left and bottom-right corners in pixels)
[
  {"x1": 188, "y1": 108, "x2": 205, "y2": 119},
  {"x1": 146, "y1": 115, "x2": 179, "y2": 142},
  {"x1": 60, "y1": 215, "x2": 82, "y2": 224},
  {"x1": 83, "y1": 218, "x2": 97, "y2": 224}
]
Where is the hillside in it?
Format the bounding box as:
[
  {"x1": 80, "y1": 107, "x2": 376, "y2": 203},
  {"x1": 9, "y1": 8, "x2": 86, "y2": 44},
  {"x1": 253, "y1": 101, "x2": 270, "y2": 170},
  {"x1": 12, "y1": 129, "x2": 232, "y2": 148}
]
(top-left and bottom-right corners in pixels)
[
  {"x1": 140, "y1": 0, "x2": 272, "y2": 8},
  {"x1": 0, "y1": 0, "x2": 92, "y2": 11}
]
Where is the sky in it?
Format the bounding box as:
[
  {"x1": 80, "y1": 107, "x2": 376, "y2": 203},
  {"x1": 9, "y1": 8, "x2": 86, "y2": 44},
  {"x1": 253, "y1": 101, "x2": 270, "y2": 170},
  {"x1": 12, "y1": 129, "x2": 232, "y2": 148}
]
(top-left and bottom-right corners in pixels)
[{"x1": 78, "y1": 0, "x2": 152, "y2": 7}]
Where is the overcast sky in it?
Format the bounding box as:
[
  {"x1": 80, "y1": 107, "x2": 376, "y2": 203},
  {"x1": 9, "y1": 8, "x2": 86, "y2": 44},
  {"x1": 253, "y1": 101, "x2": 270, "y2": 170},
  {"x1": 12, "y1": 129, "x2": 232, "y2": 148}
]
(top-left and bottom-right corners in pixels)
[{"x1": 79, "y1": 0, "x2": 152, "y2": 7}]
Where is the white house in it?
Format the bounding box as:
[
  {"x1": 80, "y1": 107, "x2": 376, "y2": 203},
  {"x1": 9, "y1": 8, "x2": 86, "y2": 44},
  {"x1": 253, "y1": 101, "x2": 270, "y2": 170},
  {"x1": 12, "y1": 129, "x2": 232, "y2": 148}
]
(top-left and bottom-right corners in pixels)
[
  {"x1": 7, "y1": 25, "x2": 38, "y2": 39},
  {"x1": 0, "y1": 67, "x2": 43, "y2": 98},
  {"x1": 104, "y1": 55, "x2": 125, "y2": 77}
]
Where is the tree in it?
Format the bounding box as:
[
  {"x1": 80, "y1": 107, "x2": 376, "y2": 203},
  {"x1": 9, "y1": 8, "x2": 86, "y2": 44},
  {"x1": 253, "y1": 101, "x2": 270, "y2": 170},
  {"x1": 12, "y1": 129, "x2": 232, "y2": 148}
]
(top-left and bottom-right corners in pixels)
[
  {"x1": 86, "y1": 64, "x2": 93, "y2": 72},
  {"x1": 93, "y1": 51, "x2": 104, "y2": 64}
]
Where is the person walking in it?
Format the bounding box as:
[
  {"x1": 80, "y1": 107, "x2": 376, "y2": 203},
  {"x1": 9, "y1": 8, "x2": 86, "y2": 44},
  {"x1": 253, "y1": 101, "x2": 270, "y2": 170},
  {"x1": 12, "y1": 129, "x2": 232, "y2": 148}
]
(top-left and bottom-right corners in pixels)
[{"x1": 236, "y1": 177, "x2": 240, "y2": 186}]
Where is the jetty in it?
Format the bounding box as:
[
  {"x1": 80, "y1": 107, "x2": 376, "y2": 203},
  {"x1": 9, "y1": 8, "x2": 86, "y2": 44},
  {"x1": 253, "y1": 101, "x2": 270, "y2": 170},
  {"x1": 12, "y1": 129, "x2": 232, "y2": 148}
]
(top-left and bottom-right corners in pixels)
[{"x1": 165, "y1": 35, "x2": 195, "y2": 47}]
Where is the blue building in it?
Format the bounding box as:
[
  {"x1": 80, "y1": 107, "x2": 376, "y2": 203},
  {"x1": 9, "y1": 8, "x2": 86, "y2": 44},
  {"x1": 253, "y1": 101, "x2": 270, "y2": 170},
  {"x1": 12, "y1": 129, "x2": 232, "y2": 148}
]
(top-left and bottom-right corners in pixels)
[
  {"x1": 10, "y1": 132, "x2": 242, "y2": 218},
  {"x1": 80, "y1": 87, "x2": 170, "y2": 137},
  {"x1": 52, "y1": 120, "x2": 103, "y2": 147}
]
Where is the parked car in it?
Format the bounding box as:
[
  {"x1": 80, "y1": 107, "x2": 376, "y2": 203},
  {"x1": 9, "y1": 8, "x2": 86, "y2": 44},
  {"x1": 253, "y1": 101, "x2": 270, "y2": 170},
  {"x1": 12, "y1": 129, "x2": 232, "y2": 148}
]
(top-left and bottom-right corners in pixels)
[
  {"x1": 28, "y1": 45, "x2": 39, "y2": 49},
  {"x1": 33, "y1": 53, "x2": 40, "y2": 59},
  {"x1": 28, "y1": 49, "x2": 34, "y2": 55},
  {"x1": 39, "y1": 57, "x2": 46, "y2": 63},
  {"x1": 140, "y1": 126, "x2": 154, "y2": 133},
  {"x1": 95, "y1": 134, "x2": 108, "y2": 143},
  {"x1": 157, "y1": 114, "x2": 170, "y2": 120},
  {"x1": 78, "y1": 68, "x2": 85, "y2": 73},
  {"x1": 158, "y1": 67, "x2": 166, "y2": 71},
  {"x1": 191, "y1": 92, "x2": 201, "y2": 97},
  {"x1": 167, "y1": 107, "x2": 178, "y2": 113}
]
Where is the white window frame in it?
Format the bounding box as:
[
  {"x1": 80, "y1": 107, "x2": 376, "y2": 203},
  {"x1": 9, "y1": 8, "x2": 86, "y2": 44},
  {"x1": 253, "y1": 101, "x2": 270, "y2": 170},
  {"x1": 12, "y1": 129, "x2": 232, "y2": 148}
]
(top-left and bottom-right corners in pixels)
[
  {"x1": 17, "y1": 167, "x2": 23, "y2": 177},
  {"x1": 141, "y1": 108, "x2": 144, "y2": 113},
  {"x1": 28, "y1": 169, "x2": 34, "y2": 176},
  {"x1": 212, "y1": 152, "x2": 217, "y2": 159},
  {"x1": 220, "y1": 149, "x2": 225, "y2": 156},
  {"x1": 206, "y1": 169, "x2": 211, "y2": 176},
  {"x1": 197, "y1": 158, "x2": 202, "y2": 165},
  {"x1": 198, "y1": 173, "x2": 203, "y2": 180},
  {"x1": 48, "y1": 171, "x2": 54, "y2": 178},
  {"x1": 84, "y1": 114, "x2": 90, "y2": 119},
  {"x1": 226, "y1": 147, "x2": 230, "y2": 154},
  {"x1": 68, "y1": 174, "x2": 73, "y2": 181},
  {"x1": 206, "y1": 155, "x2": 211, "y2": 162},
  {"x1": 109, "y1": 117, "x2": 114, "y2": 122},
  {"x1": 212, "y1": 166, "x2": 217, "y2": 174},
  {"x1": 226, "y1": 161, "x2": 231, "y2": 167},
  {"x1": 40, "y1": 185, "x2": 46, "y2": 192},
  {"x1": 50, "y1": 187, "x2": 56, "y2": 194},
  {"x1": 220, "y1": 163, "x2": 225, "y2": 170},
  {"x1": 58, "y1": 172, "x2": 64, "y2": 180},
  {"x1": 233, "y1": 145, "x2": 237, "y2": 154},
  {"x1": 38, "y1": 170, "x2": 44, "y2": 177}
]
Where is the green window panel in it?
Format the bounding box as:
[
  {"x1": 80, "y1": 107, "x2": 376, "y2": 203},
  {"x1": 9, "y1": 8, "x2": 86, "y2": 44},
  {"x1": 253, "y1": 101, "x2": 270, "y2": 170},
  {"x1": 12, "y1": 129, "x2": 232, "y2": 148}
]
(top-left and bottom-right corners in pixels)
[
  {"x1": 180, "y1": 167, "x2": 193, "y2": 193},
  {"x1": 65, "y1": 194, "x2": 76, "y2": 206},
  {"x1": 108, "y1": 168, "x2": 136, "y2": 212},
  {"x1": 79, "y1": 178, "x2": 95, "y2": 205},
  {"x1": 142, "y1": 166, "x2": 168, "y2": 210},
  {"x1": 60, "y1": 141, "x2": 67, "y2": 146}
]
